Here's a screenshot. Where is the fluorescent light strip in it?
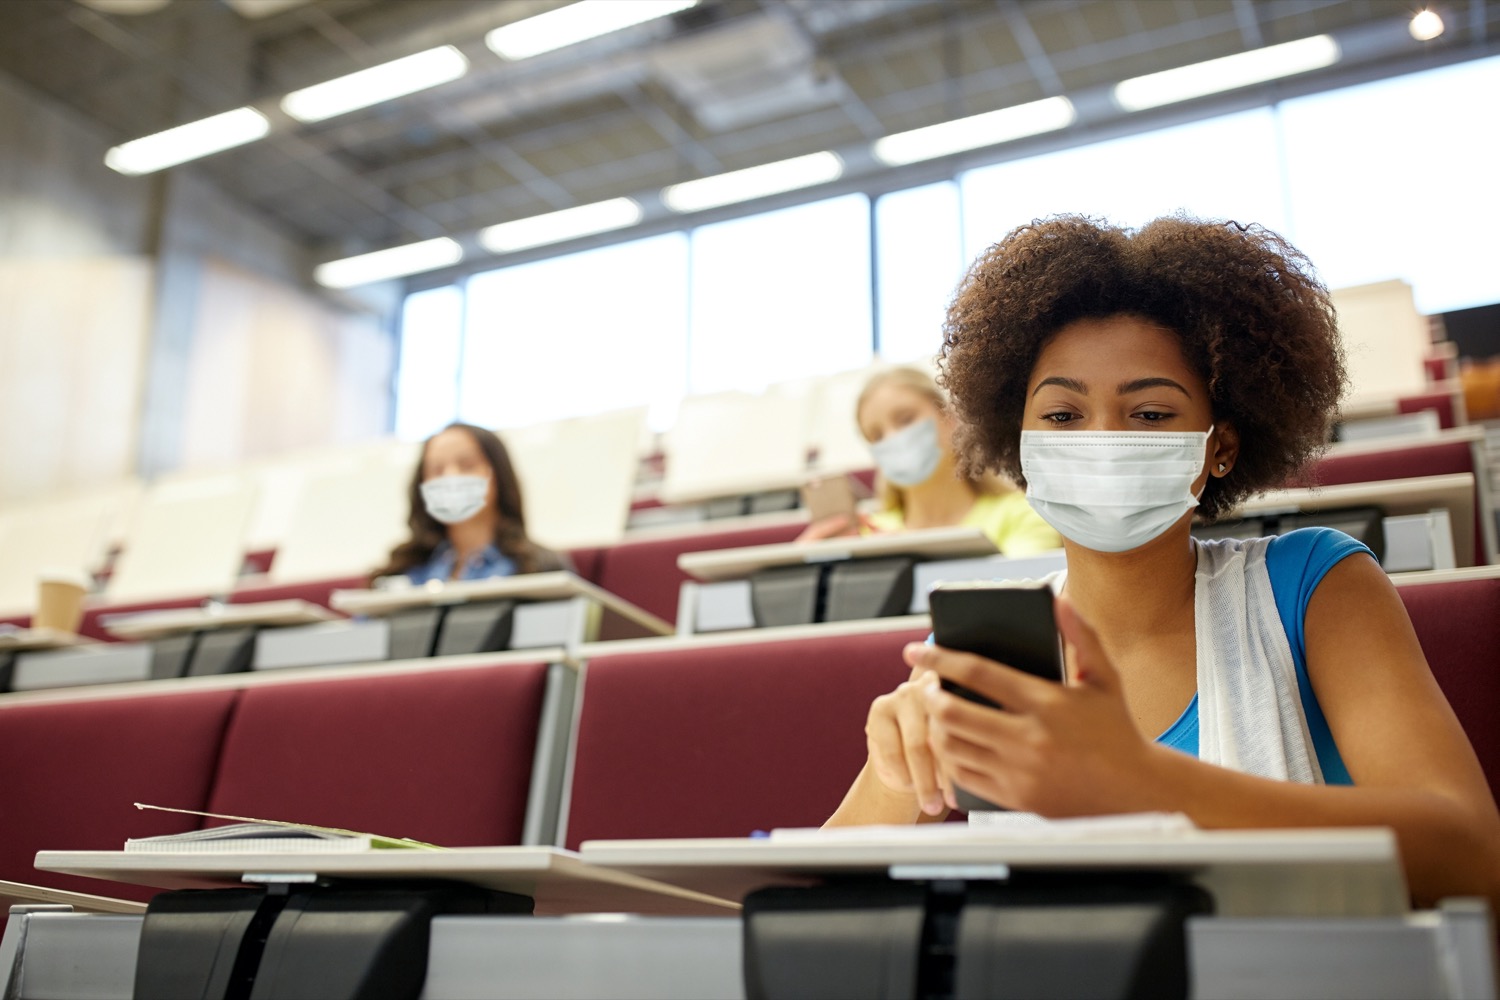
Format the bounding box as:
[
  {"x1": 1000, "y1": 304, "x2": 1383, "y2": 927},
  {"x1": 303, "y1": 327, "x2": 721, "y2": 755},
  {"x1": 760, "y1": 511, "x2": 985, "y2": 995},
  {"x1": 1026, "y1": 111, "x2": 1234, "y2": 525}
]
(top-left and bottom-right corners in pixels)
[
  {"x1": 314, "y1": 238, "x2": 465, "y2": 289},
  {"x1": 105, "y1": 108, "x2": 270, "y2": 176},
  {"x1": 872, "y1": 97, "x2": 1077, "y2": 167},
  {"x1": 662, "y1": 152, "x2": 844, "y2": 214},
  {"x1": 1114, "y1": 34, "x2": 1340, "y2": 112},
  {"x1": 480, "y1": 198, "x2": 644, "y2": 253},
  {"x1": 486, "y1": 0, "x2": 698, "y2": 60},
  {"x1": 282, "y1": 46, "x2": 469, "y2": 123}
]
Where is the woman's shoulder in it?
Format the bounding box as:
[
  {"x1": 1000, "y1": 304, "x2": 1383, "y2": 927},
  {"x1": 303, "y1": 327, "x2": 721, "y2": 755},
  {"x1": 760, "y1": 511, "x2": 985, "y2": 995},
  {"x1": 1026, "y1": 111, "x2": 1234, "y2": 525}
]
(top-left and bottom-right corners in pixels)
[
  {"x1": 1264, "y1": 527, "x2": 1376, "y2": 582},
  {"x1": 967, "y1": 490, "x2": 1063, "y2": 554}
]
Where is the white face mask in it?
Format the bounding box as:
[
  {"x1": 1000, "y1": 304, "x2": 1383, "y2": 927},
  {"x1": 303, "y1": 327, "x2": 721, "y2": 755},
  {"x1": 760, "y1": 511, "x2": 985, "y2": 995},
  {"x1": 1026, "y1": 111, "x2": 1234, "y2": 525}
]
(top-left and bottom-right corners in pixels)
[
  {"x1": 420, "y1": 475, "x2": 490, "y2": 526},
  {"x1": 870, "y1": 417, "x2": 942, "y2": 488},
  {"x1": 1019, "y1": 427, "x2": 1214, "y2": 553}
]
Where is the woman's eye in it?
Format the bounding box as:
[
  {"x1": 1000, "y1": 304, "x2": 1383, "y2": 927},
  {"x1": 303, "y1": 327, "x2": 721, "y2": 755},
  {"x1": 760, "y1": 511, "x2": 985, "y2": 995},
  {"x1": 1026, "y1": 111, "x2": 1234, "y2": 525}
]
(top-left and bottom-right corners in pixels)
[
  {"x1": 1041, "y1": 412, "x2": 1075, "y2": 424},
  {"x1": 1134, "y1": 411, "x2": 1172, "y2": 422}
]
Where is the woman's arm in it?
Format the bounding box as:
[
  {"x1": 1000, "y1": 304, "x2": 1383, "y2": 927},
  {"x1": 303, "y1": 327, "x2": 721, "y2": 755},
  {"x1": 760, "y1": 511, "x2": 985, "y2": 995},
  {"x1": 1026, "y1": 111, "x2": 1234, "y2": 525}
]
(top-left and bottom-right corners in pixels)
[
  {"x1": 825, "y1": 665, "x2": 952, "y2": 827},
  {"x1": 921, "y1": 581, "x2": 1500, "y2": 909}
]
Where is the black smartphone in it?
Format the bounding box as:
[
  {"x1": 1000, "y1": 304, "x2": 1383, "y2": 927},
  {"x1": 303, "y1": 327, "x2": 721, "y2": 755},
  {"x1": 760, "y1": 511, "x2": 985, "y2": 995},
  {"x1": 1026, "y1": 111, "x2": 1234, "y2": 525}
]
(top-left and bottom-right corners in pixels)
[{"x1": 927, "y1": 580, "x2": 1065, "y2": 812}]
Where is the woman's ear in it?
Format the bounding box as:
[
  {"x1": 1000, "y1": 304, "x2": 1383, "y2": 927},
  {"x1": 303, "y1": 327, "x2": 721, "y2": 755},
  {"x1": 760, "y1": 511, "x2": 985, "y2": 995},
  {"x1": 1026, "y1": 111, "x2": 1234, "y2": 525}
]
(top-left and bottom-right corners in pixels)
[{"x1": 1211, "y1": 421, "x2": 1240, "y2": 477}]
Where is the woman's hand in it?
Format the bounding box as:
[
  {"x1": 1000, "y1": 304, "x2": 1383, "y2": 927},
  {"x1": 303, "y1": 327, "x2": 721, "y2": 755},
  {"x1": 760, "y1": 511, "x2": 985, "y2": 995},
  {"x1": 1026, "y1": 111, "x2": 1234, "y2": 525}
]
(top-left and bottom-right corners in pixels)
[
  {"x1": 864, "y1": 657, "x2": 953, "y2": 816},
  {"x1": 796, "y1": 512, "x2": 882, "y2": 543},
  {"x1": 916, "y1": 595, "x2": 1167, "y2": 815},
  {"x1": 795, "y1": 513, "x2": 861, "y2": 542}
]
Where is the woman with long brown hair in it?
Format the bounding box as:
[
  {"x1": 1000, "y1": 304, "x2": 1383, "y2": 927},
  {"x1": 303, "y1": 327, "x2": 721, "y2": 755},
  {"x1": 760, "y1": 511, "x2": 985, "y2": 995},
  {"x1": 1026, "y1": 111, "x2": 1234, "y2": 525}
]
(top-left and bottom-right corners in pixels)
[{"x1": 373, "y1": 423, "x2": 563, "y2": 584}]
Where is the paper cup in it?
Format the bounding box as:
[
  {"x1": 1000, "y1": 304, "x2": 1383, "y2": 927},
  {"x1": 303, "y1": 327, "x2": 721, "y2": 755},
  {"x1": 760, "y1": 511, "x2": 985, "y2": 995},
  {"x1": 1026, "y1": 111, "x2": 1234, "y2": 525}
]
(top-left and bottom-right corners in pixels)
[{"x1": 34, "y1": 568, "x2": 91, "y2": 634}]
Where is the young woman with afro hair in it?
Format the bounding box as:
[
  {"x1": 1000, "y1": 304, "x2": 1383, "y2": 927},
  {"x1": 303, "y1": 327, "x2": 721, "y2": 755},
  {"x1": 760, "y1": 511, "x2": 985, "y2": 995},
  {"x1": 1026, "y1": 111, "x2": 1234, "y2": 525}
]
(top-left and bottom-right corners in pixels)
[{"x1": 827, "y1": 215, "x2": 1500, "y2": 911}]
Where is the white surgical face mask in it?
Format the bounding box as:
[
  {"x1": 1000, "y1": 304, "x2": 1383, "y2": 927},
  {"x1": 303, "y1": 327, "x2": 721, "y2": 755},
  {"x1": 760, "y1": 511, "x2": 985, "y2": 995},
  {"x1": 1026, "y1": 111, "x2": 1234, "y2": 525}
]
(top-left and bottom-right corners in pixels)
[
  {"x1": 871, "y1": 417, "x2": 942, "y2": 488},
  {"x1": 1019, "y1": 427, "x2": 1214, "y2": 553},
  {"x1": 420, "y1": 475, "x2": 489, "y2": 526}
]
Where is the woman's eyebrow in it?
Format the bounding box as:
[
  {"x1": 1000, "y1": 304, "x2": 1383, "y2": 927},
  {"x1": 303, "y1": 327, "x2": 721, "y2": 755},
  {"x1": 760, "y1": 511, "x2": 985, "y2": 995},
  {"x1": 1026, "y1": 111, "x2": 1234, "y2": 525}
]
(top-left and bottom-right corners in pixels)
[
  {"x1": 1032, "y1": 376, "x2": 1087, "y2": 397},
  {"x1": 1117, "y1": 376, "x2": 1192, "y2": 398}
]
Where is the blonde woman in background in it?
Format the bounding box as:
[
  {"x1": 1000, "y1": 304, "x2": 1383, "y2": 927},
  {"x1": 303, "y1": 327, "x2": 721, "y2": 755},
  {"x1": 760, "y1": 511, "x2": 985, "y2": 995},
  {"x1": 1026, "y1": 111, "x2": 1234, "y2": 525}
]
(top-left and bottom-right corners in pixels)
[{"x1": 800, "y1": 367, "x2": 1061, "y2": 555}]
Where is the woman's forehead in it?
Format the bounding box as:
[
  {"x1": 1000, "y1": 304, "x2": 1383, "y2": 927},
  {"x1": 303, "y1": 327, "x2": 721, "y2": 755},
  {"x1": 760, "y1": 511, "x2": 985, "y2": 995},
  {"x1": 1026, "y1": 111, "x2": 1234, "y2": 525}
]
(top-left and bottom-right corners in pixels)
[
  {"x1": 1029, "y1": 316, "x2": 1199, "y2": 387},
  {"x1": 425, "y1": 428, "x2": 481, "y2": 460}
]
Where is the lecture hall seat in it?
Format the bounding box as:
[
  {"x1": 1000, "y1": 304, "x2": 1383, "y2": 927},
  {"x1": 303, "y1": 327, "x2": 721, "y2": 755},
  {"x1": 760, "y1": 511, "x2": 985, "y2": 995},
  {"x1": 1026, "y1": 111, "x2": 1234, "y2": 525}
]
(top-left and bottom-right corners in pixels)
[
  {"x1": 204, "y1": 661, "x2": 553, "y2": 848},
  {"x1": 562, "y1": 626, "x2": 925, "y2": 850},
  {"x1": 227, "y1": 573, "x2": 368, "y2": 612},
  {"x1": 1396, "y1": 572, "x2": 1500, "y2": 798},
  {"x1": 1298, "y1": 437, "x2": 1489, "y2": 565},
  {"x1": 0, "y1": 688, "x2": 239, "y2": 902},
  {"x1": 590, "y1": 520, "x2": 807, "y2": 631},
  {"x1": 1396, "y1": 391, "x2": 1461, "y2": 430}
]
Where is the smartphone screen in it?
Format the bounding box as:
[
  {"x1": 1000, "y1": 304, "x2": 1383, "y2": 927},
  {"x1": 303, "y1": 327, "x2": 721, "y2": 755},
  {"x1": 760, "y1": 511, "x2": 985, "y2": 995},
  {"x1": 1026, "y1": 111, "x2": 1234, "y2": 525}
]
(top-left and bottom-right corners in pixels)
[
  {"x1": 927, "y1": 580, "x2": 1064, "y2": 811},
  {"x1": 802, "y1": 475, "x2": 859, "y2": 524}
]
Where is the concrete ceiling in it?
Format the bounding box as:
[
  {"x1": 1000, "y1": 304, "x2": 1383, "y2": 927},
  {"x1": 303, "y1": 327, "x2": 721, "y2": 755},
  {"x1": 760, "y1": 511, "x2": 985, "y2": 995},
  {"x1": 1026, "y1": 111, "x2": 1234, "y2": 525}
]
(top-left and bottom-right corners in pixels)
[{"x1": 1, "y1": 0, "x2": 1496, "y2": 273}]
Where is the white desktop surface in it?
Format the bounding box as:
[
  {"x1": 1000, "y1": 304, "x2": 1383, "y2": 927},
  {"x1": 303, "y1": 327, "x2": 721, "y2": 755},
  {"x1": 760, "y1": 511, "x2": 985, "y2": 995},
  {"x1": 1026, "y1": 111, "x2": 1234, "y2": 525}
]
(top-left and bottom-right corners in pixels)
[
  {"x1": 579, "y1": 826, "x2": 1408, "y2": 918},
  {"x1": 0, "y1": 627, "x2": 97, "y2": 652},
  {"x1": 678, "y1": 526, "x2": 999, "y2": 582},
  {"x1": 34, "y1": 846, "x2": 737, "y2": 918},
  {"x1": 0, "y1": 878, "x2": 146, "y2": 914},
  {"x1": 330, "y1": 571, "x2": 672, "y2": 635},
  {"x1": 100, "y1": 600, "x2": 338, "y2": 640},
  {"x1": 1234, "y1": 473, "x2": 1475, "y2": 566}
]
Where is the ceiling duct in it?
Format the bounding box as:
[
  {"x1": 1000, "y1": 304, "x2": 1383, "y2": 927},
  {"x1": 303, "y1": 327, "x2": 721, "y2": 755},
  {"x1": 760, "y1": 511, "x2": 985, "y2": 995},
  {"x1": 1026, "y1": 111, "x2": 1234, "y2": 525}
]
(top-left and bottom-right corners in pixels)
[{"x1": 648, "y1": 12, "x2": 845, "y2": 132}]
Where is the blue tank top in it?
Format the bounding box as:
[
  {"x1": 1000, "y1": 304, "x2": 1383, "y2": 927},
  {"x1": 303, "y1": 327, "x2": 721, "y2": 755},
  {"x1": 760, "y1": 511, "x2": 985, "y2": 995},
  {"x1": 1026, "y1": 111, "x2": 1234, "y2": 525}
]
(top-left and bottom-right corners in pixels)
[{"x1": 1156, "y1": 527, "x2": 1371, "y2": 784}]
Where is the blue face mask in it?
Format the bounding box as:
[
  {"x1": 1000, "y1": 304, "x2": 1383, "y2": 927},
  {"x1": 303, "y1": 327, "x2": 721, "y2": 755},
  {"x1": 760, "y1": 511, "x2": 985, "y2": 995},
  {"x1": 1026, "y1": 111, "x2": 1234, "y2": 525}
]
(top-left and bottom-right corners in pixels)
[{"x1": 871, "y1": 418, "x2": 942, "y2": 488}]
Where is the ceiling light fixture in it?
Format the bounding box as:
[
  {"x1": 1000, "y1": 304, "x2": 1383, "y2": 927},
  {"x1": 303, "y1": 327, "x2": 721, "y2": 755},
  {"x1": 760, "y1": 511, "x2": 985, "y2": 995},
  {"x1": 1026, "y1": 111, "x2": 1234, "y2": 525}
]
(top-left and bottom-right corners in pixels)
[
  {"x1": 1113, "y1": 34, "x2": 1341, "y2": 112},
  {"x1": 282, "y1": 46, "x2": 470, "y2": 123},
  {"x1": 662, "y1": 152, "x2": 844, "y2": 213},
  {"x1": 872, "y1": 97, "x2": 1077, "y2": 167},
  {"x1": 104, "y1": 107, "x2": 270, "y2": 175},
  {"x1": 479, "y1": 198, "x2": 644, "y2": 253},
  {"x1": 1409, "y1": 9, "x2": 1445, "y2": 41},
  {"x1": 314, "y1": 237, "x2": 465, "y2": 289},
  {"x1": 486, "y1": 0, "x2": 698, "y2": 60}
]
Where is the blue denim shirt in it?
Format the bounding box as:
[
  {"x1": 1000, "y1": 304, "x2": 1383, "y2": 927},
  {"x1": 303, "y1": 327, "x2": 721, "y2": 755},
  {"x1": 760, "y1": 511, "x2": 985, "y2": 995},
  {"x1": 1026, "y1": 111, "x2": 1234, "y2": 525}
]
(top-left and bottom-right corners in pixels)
[{"x1": 405, "y1": 541, "x2": 517, "y2": 585}]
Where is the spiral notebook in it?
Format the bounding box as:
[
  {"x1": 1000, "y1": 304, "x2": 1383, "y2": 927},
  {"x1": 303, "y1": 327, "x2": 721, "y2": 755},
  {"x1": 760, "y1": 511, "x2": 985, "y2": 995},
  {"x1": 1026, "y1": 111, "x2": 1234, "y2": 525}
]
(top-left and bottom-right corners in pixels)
[{"x1": 123, "y1": 803, "x2": 445, "y2": 853}]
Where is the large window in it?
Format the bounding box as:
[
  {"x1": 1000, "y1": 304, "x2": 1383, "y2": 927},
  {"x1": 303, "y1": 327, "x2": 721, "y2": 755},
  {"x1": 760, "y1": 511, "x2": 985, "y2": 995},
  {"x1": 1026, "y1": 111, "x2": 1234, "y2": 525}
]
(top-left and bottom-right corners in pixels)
[
  {"x1": 960, "y1": 108, "x2": 1288, "y2": 261},
  {"x1": 1277, "y1": 55, "x2": 1500, "y2": 314},
  {"x1": 392, "y1": 56, "x2": 1500, "y2": 436},
  {"x1": 875, "y1": 181, "x2": 964, "y2": 364},
  {"x1": 460, "y1": 233, "x2": 690, "y2": 430},
  {"x1": 687, "y1": 193, "x2": 872, "y2": 395},
  {"x1": 394, "y1": 286, "x2": 463, "y2": 441}
]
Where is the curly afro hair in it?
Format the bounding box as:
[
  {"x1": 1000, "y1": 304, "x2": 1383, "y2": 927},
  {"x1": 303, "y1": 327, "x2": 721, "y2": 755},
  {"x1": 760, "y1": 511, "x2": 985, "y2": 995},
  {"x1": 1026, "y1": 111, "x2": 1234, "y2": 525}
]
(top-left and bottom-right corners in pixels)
[{"x1": 939, "y1": 215, "x2": 1347, "y2": 520}]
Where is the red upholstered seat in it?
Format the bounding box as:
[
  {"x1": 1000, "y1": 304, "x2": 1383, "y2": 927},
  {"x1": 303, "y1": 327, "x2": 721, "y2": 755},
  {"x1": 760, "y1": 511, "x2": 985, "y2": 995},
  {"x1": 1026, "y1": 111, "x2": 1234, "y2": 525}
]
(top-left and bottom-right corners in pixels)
[
  {"x1": 1396, "y1": 392, "x2": 1460, "y2": 430},
  {"x1": 206, "y1": 662, "x2": 552, "y2": 848},
  {"x1": 591, "y1": 521, "x2": 807, "y2": 631},
  {"x1": 1397, "y1": 574, "x2": 1500, "y2": 798},
  {"x1": 565, "y1": 546, "x2": 604, "y2": 586},
  {"x1": 0, "y1": 689, "x2": 239, "y2": 901},
  {"x1": 1297, "y1": 440, "x2": 1487, "y2": 565},
  {"x1": 228, "y1": 574, "x2": 368, "y2": 610},
  {"x1": 79, "y1": 595, "x2": 207, "y2": 642},
  {"x1": 563, "y1": 627, "x2": 925, "y2": 849}
]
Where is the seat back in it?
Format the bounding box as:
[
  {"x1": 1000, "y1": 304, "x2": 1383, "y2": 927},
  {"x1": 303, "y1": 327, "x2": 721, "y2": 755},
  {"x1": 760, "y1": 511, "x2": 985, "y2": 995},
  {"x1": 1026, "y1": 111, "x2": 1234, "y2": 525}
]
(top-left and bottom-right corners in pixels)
[
  {"x1": 1396, "y1": 574, "x2": 1500, "y2": 798},
  {"x1": 0, "y1": 689, "x2": 239, "y2": 901},
  {"x1": 592, "y1": 520, "x2": 807, "y2": 629},
  {"x1": 563, "y1": 627, "x2": 925, "y2": 849},
  {"x1": 228, "y1": 573, "x2": 368, "y2": 611},
  {"x1": 1300, "y1": 439, "x2": 1487, "y2": 564},
  {"x1": 206, "y1": 661, "x2": 553, "y2": 847}
]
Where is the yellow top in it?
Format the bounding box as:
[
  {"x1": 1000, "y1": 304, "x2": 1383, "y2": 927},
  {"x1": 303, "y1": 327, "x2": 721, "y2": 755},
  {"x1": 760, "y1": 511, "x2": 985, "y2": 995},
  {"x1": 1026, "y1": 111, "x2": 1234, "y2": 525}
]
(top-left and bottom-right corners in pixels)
[{"x1": 867, "y1": 491, "x2": 1061, "y2": 557}]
